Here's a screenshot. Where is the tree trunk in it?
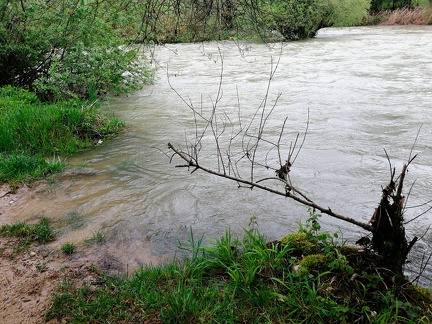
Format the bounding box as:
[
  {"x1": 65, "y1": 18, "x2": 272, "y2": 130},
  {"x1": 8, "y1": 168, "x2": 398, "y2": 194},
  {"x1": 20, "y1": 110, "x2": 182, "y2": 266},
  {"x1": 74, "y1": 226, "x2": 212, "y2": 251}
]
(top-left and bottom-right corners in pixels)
[{"x1": 369, "y1": 163, "x2": 418, "y2": 280}]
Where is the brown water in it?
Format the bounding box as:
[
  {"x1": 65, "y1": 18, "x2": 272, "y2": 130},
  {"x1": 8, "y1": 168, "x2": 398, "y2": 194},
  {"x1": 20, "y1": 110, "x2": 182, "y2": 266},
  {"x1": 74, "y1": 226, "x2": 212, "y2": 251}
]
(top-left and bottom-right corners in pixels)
[{"x1": 10, "y1": 26, "x2": 432, "y2": 283}]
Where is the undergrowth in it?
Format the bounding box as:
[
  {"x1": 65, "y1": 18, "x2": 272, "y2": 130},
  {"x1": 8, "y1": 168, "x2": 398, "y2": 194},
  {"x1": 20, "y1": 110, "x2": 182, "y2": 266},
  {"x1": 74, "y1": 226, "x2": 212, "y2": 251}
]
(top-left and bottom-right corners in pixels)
[{"x1": 46, "y1": 212, "x2": 432, "y2": 323}]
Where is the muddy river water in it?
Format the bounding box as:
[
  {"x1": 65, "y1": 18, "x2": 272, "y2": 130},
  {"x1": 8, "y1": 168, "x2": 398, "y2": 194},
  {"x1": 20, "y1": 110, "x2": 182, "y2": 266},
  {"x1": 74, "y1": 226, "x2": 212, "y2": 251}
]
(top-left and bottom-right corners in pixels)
[{"x1": 9, "y1": 26, "x2": 432, "y2": 283}]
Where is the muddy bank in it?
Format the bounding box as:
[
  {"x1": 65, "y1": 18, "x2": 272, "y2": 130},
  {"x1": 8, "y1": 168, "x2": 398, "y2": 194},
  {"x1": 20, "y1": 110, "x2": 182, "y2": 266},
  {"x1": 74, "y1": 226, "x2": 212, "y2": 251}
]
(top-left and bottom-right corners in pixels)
[{"x1": 0, "y1": 181, "x2": 171, "y2": 324}]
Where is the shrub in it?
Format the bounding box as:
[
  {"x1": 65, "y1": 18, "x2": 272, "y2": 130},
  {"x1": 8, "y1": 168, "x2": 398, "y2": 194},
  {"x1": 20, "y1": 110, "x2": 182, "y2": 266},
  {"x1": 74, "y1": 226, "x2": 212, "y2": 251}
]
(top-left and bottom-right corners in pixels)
[
  {"x1": 265, "y1": 0, "x2": 332, "y2": 40},
  {"x1": 328, "y1": 0, "x2": 371, "y2": 26},
  {"x1": 0, "y1": 0, "x2": 152, "y2": 101}
]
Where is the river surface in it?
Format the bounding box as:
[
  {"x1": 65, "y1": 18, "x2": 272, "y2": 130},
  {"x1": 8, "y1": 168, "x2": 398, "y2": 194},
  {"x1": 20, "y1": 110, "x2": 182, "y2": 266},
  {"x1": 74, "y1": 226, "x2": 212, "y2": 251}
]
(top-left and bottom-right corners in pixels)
[{"x1": 12, "y1": 26, "x2": 432, "y2": 283}]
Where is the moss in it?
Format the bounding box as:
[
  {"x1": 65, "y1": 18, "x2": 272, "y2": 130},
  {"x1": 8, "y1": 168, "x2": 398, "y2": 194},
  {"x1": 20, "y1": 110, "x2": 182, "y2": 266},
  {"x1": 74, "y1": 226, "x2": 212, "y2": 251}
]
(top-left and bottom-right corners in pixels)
[
  {"x1": 280, "y1": 232, "x2": 320, "y2": 255},
  {"x1": 340, "y1": 246, "x2": 359, "y2": 255},
  {"x1": 405, "y1": 285, "x2": 432, "y2": 306},
  {"x1": 297, "y1": 254, "x2": 328, "y2": 274}
]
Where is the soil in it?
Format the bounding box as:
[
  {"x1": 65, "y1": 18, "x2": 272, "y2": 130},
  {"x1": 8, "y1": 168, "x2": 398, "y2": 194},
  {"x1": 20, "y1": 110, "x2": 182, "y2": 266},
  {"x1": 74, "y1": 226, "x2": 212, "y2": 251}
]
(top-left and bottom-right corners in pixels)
[
  {"x1": 0, "y1": 184, "x2": 128, "y2": 324},
  {"x1": 0, "y1": 237, "x2": 102, "y2": 324}
]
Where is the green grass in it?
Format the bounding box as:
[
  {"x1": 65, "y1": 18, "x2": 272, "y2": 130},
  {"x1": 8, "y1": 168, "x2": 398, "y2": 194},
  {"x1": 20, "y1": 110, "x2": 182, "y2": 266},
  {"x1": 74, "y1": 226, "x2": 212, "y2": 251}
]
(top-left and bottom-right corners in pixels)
[
  {"x1": 61, "y1": 243, "x2": 76, "y2": 255},
  {"x1": 84, "y1": 230, "x2": 105, "y2": 245},
  {"x1": 0, "y1": 218, "x2": 55, "y2": 253},
  {"x1": 0, "y1": 86, "x2": 124, "y2": 185},
  {"x1": 46, "y1": 218, "x2": 432, "y2": 324},
  {"x1": 0, "y1": 154, "x2": 63, "y2": 184}
]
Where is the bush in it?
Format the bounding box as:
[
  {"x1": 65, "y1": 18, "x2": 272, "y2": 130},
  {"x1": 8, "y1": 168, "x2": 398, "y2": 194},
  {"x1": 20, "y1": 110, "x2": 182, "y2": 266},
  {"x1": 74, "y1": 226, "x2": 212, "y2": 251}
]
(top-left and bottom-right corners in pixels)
[
  {"x1": 328, "y1": 0, "x2": 371, "y2": 26},
  {"x1": 264, "y1": 0, "x2": 332, "y2": 40},
  {"x1": 0, "y1": 0, "x2": 152, "y2": 101}
]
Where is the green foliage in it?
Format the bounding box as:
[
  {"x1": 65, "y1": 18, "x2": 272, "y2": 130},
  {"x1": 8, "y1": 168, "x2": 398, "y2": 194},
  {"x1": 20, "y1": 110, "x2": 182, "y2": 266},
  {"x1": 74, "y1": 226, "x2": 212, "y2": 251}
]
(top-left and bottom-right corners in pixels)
[
  {"x1": 257, "y1": 0, "x2": 371, "y2": 40},
  {"x1": 0, "y1": 154, "x2": 63, "y2": 185},
  {"x1": 0, "y1": 0, "x2": 152, "y2": 101},
  {"x1": 371, "y1": 0, "x2": 415, "y2": 11},
  {"x1": 47, "y1": 224, "x2": 432, "y2": 323},
  {"x1": 328, "y1": 0, "x2": 371, "y2": 26},
  {"x1": 0, "y1": 86, "x2": 123, "y2": 184},
  {"x1": 61, "y1": 243, "x2": 76, "y2": 255},
  {"x1": 0, "y1": 218, "x2": 55, "y2": 244},
  {"x1": 264, "y1": 0, "x2": 333, "y2": 40}
]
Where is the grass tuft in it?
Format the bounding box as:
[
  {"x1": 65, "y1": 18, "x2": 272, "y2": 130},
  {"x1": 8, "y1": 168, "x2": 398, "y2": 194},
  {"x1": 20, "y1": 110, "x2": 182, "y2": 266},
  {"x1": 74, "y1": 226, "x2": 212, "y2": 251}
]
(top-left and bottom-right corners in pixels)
[
  {"x1": 84, "y1": 230, "x2": 105, "y2": 245},
  {"x1": 0, "y1": 218, "x2": 55, "y2": 254},
  {"x1": 61, "y1": 243, "x2": 76, "y2": 255}
]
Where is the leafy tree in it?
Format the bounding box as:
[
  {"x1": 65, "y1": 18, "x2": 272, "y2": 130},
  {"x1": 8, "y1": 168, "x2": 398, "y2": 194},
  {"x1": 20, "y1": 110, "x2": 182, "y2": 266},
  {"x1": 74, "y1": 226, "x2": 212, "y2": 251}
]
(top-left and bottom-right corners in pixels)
[
  {"x1": 267, "y1": 0, "x2": 332, "y2": 40},
  {"x1": 328, "y1": 0, "x2": 371, "y2": 26},
  {"x1": 0, "y1": 0, "x2": 151, "y2": 101},
  {"x1": 242, "y1": 0, "x2": 371, "y2": 41}
]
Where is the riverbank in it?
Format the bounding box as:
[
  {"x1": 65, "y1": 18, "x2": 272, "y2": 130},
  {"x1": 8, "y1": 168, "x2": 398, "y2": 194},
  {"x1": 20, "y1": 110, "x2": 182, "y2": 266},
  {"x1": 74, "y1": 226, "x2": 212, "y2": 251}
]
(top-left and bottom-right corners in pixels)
[
  {"x1": 0, "y1": 184, "x2": 162, "y2": 324},
  {"x1": 0, "y1": 235, "x2": 100, "y2": 324},
  {"x1": 1, "y1": 206, "x2": 432, "y2": 323}
]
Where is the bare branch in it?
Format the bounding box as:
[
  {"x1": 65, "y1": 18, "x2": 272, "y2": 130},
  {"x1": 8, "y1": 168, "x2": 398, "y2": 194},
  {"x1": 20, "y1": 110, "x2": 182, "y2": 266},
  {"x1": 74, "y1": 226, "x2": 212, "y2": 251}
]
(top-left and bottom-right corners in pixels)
[
  {"x1": 168, "y1": 142, "x2": 374, "y2": 232},
  {"x1": 290, "y1": 107, "x2": 310, "y2": 166}
]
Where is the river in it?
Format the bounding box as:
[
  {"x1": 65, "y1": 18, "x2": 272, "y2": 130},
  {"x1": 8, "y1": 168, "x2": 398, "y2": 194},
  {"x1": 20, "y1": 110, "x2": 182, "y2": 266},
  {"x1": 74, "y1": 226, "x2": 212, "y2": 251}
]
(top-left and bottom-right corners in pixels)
[{"x1": 12, "y1": 26, "x2": 432, "y2": 284}]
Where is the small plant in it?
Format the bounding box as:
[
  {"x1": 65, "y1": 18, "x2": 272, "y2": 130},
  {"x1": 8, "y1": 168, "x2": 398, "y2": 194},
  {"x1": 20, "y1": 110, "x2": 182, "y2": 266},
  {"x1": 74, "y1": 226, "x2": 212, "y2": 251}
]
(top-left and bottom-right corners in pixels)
[
  {"x1": 36, "y1": 263, "x2": 49, "y2": 273},
  {"x1": 32, "y1": 218, "x2": 56, "y2": 243},
  {"x1": 85, "y1": 230, "x2": 105, "y2": 245},
  {"x1": 0, "y1": 218, "x2": 55, "y2": 244},
  {"x1": 61, "y1": 243, "x2": 76, "y2": 255}
]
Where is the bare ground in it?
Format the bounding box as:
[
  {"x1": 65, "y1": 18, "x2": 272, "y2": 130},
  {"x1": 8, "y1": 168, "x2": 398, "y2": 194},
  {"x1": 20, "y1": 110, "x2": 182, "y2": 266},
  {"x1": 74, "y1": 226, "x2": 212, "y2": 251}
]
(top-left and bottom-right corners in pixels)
[{"x1": 0, "y1": 184, "x2": 125, "y2": 324}]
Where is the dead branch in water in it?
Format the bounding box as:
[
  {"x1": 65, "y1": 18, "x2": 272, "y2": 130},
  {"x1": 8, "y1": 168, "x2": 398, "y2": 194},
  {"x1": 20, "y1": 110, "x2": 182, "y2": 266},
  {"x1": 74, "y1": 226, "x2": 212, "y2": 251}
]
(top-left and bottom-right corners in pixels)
[{"x1": 167, "y1": 47, "x2": 429, "y2": 279}]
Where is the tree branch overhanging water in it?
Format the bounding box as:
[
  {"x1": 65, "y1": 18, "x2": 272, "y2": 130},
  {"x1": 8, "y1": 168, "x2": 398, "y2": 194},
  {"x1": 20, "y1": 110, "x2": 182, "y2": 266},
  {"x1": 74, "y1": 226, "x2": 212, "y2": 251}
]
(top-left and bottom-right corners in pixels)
[{"x1": 166, "y1": 46, "x2": 429, "y2": 279}]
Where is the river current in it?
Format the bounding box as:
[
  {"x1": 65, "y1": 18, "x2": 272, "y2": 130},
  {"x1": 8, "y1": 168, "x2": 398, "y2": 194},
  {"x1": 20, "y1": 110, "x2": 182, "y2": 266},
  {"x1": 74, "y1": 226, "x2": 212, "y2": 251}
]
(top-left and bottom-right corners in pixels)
[{"x1": 11, "y1": 26, "x2": 432, "y2": 284}]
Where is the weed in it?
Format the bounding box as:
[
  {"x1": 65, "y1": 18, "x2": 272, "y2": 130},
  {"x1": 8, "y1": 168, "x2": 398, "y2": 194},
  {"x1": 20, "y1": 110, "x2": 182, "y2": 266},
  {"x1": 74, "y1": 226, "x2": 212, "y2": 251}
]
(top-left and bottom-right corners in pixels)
[
  {"x1": 85, "y1": 230, "x2": 105, "y2": 245},
  {"x1": 61, "y1": 243, "x2": 76, "y2": 255},
  {"x1": 36, "y1": 263, "x2": 49, "y2": 273}
]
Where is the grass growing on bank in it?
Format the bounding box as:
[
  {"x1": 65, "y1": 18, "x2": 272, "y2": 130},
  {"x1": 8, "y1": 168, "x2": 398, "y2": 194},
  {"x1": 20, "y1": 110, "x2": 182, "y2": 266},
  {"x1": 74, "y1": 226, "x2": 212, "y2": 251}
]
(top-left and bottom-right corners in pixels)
[
  {"x1": 0, "y1": 86, "x2": 124, "y2": 185},
  {"x1": 0, "y1": 218, "x2": 55, "y2": 253},
  {"x1": 46, "y1": 214, "x2": 432, "y2": 323}
]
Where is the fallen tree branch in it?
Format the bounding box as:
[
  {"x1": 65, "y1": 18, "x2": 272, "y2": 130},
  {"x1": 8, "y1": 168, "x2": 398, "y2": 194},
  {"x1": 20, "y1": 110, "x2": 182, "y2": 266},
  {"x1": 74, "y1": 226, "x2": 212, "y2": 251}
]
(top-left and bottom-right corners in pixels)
[{"x1": 168, "y1": 142, "x2": 374, "y2": 232}]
